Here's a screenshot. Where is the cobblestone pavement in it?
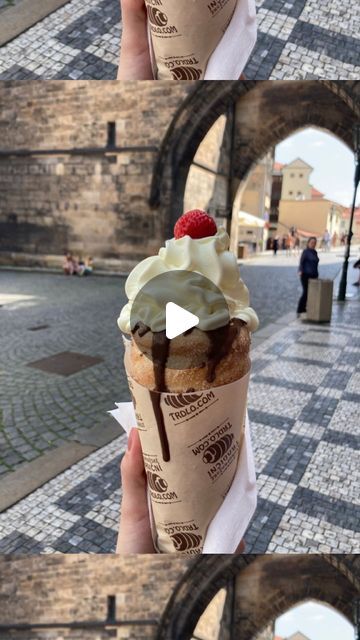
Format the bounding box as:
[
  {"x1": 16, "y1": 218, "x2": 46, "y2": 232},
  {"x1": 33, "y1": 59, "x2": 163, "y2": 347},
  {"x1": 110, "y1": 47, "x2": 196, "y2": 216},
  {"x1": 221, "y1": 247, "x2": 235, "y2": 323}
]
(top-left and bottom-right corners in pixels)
[
  {"x1": 0, "y1": 251, "x2": 359, "y2": 553},
  {"x1": 0, "y1": 0, "x2": 358, "y2": 79}
]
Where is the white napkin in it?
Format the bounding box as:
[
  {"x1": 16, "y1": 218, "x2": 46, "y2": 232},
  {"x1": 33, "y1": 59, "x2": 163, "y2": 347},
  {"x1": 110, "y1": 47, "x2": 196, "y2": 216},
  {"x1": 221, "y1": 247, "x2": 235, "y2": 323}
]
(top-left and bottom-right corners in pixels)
[
  {"x1": 205, "y1": 0, "x2": 257, "y2": 80},
  {"x1": 147, "y1": 0, "x2": 257, "y2": 81},
  {"x1": 109, "y1": 402, "x2": 257, "y2": 554}
]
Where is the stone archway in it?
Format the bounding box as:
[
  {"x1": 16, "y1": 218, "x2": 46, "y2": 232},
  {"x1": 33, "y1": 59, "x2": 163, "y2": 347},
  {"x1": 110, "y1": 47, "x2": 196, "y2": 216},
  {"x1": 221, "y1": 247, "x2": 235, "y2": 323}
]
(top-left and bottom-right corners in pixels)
[
  {"x1": 157, "y1": 555, "x2": 360, "y2": 640},
  {"x1": 157, "y1": 555, "x2": 254, "y2": 640},
  {"x1": 150, "y1": 81, "x2": 360, "y2": 238}
]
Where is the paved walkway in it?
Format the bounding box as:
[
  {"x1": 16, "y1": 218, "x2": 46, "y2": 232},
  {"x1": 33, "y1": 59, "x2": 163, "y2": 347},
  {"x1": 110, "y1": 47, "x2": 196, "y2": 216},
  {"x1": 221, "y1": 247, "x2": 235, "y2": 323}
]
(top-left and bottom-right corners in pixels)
[
  {"x1": 0, "y1": 273, "x2": 129, "y2": 477},
  {"x1": 0, "y1": 257, "x2": 359, "y2": 553},
  {"x1": 0, "y1": 0, "x2": 359, "y2": 79}
]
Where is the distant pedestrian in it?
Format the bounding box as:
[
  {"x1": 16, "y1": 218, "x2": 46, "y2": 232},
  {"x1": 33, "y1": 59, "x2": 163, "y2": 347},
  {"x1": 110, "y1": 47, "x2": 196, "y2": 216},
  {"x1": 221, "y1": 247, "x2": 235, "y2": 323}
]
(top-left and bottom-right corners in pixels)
[
  {"x1": 353, "y1": 258, "x2": 360, "y2": 286},
  {"x1": 297, "y1": 237, "x2": 319, "y2": 315},
  {"x1": 273, "y1": 235, "x2": 279, "y2": 256},
  {"x1": 332, "y1": 231, "x2": 338, "y2": 248},
  {"x1": 286, "y1": 234, "x2": 293, "y2": 256},
  {"x1": 281, "y1": 235, "x2": 287, "y2": 252},
  {"x1": 294, "y1": 234, "x2": 300, "y2": 256},
  {"x1": 322, "y1": 229, "x2": 331, "y2": 252}
]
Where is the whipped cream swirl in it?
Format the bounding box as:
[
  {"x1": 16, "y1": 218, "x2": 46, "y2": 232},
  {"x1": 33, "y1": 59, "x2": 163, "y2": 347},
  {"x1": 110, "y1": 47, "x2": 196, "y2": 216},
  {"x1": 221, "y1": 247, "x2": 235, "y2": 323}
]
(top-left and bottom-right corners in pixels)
[{"x1": 118, "y1": 228, "x2": 259, "y2": 334}]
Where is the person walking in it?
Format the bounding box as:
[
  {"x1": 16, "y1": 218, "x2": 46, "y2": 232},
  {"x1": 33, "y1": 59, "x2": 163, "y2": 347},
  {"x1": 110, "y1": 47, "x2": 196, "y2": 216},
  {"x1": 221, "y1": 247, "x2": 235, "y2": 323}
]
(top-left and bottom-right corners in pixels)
[
  {"x1": 297, "y1": 237, "x2": 319, "y2": 316},
  {"x1": 273, "y1": 235, "x2": 279, "y2": 256},
  {"x1": 286, "y1": 233, "x2": 293, "y2": 256},
  {"x1": 322, "y1": 229, "x2": 331, "y2": 252},
  {"x1": 353, "y1": 257, "x2": 360, "y2": 286}
]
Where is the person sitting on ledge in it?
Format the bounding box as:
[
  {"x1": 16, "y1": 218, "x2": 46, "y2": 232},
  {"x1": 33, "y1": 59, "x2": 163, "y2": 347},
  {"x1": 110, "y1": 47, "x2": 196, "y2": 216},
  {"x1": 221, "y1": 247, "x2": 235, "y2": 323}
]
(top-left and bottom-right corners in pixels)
[
  {"x1": 63, "y1": 253, "x2": 78, "y2": 276},
  {"x1": 77, "y1": 256, "x2": 94, "y2": 276},
  {"x1": 84, "y1": 256, "x2": 94, "y2": 276}
]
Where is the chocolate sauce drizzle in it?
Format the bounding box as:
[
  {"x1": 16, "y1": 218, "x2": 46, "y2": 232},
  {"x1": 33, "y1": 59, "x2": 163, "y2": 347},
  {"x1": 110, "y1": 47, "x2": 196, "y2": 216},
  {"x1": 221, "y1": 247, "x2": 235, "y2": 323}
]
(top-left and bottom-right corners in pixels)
[
  {"x1": 149, "y1": 331, "x2": 170, "y2": 462},
  {"x1": 206, "y1": 319, "x2": 243, "y2": 384},
  {"x1": 132, "y1": 323, "x2": 171, "y2": 462},
  {"x1": 133, "y1": 321, "x2": 150, "y2": 338},
  {"x1": 132, "y1": 319, "x2": 244, "y2": 463}
]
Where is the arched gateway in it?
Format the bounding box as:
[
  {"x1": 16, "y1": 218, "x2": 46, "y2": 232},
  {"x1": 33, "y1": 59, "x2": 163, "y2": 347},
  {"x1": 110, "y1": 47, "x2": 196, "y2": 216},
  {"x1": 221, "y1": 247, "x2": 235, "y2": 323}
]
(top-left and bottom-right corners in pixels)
[
  {"x1": 150, "y1": 81, "x2": 359, "y2": 239},
  {"x1": 158, "y1": 554, "x2": 360, "y2": 640},
  {"x1": 0, "y1": 555, "x2": 359, "y2": 639}
]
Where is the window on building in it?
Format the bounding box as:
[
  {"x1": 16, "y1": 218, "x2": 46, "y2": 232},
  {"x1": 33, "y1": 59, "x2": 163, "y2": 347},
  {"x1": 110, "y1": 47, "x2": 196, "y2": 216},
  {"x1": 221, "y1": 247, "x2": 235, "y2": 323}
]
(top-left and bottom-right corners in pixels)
[
  {"x1": 290, "y1": 173, "x2": 294, "y2": 177},
  {"x1": 289, "y1": 191, "x2": 293, "y2": 196},
  {"x1": 299, "y1": 173, "x2": 303, "y2": 178},
  {"x1": 297, "y1": 191, "x2": 302, "y2": 196},
  {"x1": 107, "y1": 122, "x2": 116, "y2": 148}
]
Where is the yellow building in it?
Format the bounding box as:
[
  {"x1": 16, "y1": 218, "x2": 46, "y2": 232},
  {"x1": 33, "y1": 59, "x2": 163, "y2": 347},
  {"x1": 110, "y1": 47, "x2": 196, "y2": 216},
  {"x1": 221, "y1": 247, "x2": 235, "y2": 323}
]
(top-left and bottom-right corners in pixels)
[
  {"x1": 281, "y1": 158, "x2": 313, "y2": 201},
  {"x1": 273, "y1": 157, "x2": 345, "y2": 241},
  {"x1": 340, "y1": 207, "x2": 360, "y2": 242},
  {"x1": 278, "y1": 198, "x2": 344, "y2": 239}
]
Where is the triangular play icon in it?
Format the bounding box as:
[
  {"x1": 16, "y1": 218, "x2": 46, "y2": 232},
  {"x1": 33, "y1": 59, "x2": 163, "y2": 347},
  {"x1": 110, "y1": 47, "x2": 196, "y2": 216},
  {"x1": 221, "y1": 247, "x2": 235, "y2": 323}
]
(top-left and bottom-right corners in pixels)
[{"x1": 165, "y1": 302, "x2": 200, "y2": 340}]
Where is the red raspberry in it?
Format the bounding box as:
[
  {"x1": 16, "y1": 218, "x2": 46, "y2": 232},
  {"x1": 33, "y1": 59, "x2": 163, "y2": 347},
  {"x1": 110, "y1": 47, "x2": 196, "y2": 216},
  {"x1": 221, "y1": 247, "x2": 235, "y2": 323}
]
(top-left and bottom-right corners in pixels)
[{"x1": 174, "y1": 210, "x2": 217, "y2": 240}]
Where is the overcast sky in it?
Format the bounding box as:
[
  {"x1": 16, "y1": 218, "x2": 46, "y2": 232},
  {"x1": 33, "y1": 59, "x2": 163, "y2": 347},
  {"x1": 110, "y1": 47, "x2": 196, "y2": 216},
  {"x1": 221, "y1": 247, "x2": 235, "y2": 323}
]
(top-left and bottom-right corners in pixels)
[
  {"x1": 275, "y1": 601, "x2": 354, "y2": 640},
  {"x1": 275, "y1": 127, "x2": 359, "y2": 208}
]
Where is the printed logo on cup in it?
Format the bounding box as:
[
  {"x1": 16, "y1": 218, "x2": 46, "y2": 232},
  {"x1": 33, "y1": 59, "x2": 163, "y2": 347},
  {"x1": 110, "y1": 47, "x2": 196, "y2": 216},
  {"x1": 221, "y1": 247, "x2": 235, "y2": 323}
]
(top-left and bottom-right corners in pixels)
[
  {"x1": 165, "y1": 390, "x2": 217, "y2": 425},
  {"x1": 145, "y1": 0, "x2": 178, "y2": 36},
  {"x1": 164, "y1": 393, "x2": 203, "y2": 409},
  {"x1": 171, "y1": 532, "x2": 202, "y2": 552},
  {"x1": 147, "y1": 472, "x2": 168, "y2": 493},
  {"x1": 147, "y1": 6, "x2": 168, "y2": 27},
  {"x1": 164, "y1": 520, "x2": 203, "y2": 553},
  {"x1": 202, "y1": 432, "x2": 234, "y2": 464},
  {"x1": 190, "y1": 419, "x2": 240, "y2": 482},
  {"x1": 143, "y1": 453, "x2": 180, "y2": 503},
  {"x1": 207, "y1": 0, "x2": 233, "y2": 17},
  {"x1": 171, "y1": 65, "x2": 202, "y2": 80}
]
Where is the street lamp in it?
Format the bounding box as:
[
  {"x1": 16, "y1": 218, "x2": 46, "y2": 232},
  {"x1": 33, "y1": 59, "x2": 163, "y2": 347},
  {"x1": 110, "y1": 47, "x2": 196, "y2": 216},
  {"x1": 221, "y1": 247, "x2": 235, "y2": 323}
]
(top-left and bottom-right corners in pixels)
[
  {"x1": 353, "y1": 598, "x2": 360, "y2": 640},
  {"x1": 338, "y1": 123, "x2": 360, "y2": 301}
]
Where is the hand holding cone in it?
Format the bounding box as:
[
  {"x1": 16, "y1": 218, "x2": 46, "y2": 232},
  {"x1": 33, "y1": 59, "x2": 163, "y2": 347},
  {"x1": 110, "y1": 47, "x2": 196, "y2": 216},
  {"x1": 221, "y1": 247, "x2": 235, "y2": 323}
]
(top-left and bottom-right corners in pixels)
[
  {"x1": 145, "y1": 0, "x2": 238, "y2": 79},
  {"x1": 118, "y1": 210, "x2": 259, "y2": 553}
]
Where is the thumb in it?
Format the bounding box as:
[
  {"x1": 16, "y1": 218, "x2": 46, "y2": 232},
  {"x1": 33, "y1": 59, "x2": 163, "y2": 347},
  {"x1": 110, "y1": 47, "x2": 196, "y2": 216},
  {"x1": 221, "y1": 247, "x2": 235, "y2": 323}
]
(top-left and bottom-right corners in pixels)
[
  {"x1": 121, "y1": 0, "x2": 148, "y2": 32},
  {"x1": 120, "y1": 428, "x2": 148, "y2": 518},
  {"x1": 117, "y1": 428, "x2": 154, "y2": 553}
]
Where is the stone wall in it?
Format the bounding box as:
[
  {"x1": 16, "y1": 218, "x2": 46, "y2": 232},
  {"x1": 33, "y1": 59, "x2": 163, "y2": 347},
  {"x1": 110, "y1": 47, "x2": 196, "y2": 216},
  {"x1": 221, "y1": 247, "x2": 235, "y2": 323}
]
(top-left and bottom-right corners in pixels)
[
  {"x1": 0, "y1": 81, "x2": 191, "y2": 270},
  {"x1": 184, "y1": 115, "x2": 227, "y2": 215},
  {"x1": 232, "y1": 555, "x2": 357, "y2": 640},
  {"x1": 0, "y1": 555, "x2": 192, "y2": 640},
  {"x1": 254, "y1": 624, "x2": 274, "y2": 640}
]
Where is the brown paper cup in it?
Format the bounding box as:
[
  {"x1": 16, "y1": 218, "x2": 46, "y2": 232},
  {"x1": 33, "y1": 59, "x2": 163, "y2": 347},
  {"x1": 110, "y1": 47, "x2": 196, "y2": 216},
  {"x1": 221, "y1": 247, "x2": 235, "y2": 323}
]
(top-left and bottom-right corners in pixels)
[
  {"x1": 124, "y1": 340, "x2": 250, "y2": 554},
  {"x1": 145, "y1": 0, "x2": 237, "y2": 80}
]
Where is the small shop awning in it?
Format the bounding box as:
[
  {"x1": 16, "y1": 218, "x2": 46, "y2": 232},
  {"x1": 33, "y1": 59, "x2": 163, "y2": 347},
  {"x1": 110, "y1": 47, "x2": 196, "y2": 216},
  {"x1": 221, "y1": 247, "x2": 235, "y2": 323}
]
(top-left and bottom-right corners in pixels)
[{"x1": 238, "y1": 211, "x2": 266, "y2": 228}]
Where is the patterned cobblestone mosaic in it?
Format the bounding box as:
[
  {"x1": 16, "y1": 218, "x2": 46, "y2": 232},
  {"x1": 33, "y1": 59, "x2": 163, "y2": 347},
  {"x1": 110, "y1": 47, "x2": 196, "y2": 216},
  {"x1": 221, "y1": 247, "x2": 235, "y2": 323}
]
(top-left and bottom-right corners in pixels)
[{"x1": 0, "y1": 0, "x2": 358, "y2": 79}]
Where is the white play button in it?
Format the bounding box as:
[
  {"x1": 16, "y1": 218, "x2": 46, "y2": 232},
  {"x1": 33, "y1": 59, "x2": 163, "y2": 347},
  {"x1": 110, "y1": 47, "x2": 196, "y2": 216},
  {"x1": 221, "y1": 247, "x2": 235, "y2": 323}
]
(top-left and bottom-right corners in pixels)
[{"x1": 165, "y1": 302, "x2": 199, "y2": 340}]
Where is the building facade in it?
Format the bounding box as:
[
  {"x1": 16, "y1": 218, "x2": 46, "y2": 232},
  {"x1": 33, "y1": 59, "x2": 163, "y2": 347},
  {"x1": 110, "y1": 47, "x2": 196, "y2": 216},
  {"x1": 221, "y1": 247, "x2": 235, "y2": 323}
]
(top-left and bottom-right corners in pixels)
[
  {"x1": 281, "y1": 159, "x2": 313, "y2": 201},
  {"x1": 269, "y1": 157, "x2": 345, "y2": 241}
]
